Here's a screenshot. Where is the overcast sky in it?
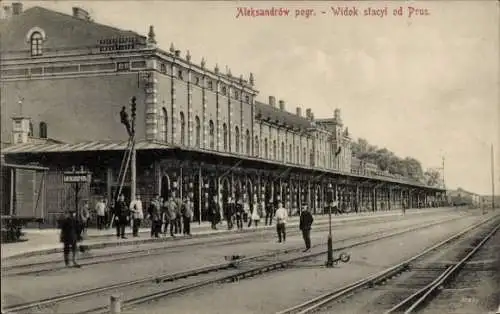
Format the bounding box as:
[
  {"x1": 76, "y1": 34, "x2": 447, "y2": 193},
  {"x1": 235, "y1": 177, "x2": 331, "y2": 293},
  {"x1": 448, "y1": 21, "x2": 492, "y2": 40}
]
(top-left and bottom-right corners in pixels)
[{"x1": 21, "y1": 1, "x2": 500, "y2": 195}]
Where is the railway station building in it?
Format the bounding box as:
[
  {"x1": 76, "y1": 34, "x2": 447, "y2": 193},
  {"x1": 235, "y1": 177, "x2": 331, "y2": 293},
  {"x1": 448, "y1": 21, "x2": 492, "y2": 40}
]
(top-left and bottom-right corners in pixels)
[{"x1": 0, "y1": 4, "x2": 446, "y2": 225}]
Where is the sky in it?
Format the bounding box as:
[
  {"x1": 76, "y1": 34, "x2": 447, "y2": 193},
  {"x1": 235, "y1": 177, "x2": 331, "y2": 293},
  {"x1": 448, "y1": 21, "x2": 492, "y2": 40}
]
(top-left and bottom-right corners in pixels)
[{"x1": 13, "y1": 0, "x2": 500, "y2": 195}]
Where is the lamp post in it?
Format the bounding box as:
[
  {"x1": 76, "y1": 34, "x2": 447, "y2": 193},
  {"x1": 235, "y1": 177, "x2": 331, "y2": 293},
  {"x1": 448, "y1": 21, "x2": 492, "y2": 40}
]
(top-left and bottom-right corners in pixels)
[{"x1": 326, "y1": 182, "x2": 334, "y2": 268}]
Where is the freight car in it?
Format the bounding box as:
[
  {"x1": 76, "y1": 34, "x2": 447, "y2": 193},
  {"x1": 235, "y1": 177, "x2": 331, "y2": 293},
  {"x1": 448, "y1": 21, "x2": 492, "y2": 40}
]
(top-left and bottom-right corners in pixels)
[{"x1": 1, "y1": 163, "x2": 47, "y2": 241}]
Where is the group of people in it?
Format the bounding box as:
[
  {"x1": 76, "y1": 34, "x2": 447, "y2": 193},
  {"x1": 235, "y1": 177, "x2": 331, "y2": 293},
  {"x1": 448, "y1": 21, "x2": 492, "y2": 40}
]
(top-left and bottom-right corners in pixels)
[
  {"x1": 146, "y1": 192, "x2": 194, "y2": 238},
  {"x1": 58, "y1": 193, "x2": 318, "y2": 268},
  {"x1": 207, "y1": 195, "x2": 282, "y2": 231},
  {"x1": 208, "y1": 197, "x2": 315, "y2": 252}
]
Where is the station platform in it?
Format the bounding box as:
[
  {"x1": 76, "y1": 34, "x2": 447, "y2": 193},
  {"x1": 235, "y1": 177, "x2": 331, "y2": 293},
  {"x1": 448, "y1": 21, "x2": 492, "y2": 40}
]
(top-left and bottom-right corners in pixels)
[{"x1": 1, "y1": 208, "x2": 438, "y2": 260}]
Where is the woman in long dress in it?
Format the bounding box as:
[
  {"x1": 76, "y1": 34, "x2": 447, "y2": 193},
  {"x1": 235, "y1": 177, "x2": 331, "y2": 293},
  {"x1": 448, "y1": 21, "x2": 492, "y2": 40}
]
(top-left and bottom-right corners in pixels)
[{"x1": 249, "y1": 200, "x2": 261, "y2": 227}]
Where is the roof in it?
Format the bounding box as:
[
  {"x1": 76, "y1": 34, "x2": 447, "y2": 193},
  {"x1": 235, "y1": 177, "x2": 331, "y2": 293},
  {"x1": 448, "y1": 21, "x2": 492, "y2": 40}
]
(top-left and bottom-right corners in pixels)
[
  {"x1": 254, "y1": 101, "x2": 312, "y2": 131},
  {"x1": 0, "y1": 163, "x2": 49, "y2": 171},
  {"x1": 1, "y1": 140, "x2": 169, "y2": 154},
  {"x1": 1, "y1": 6, "x2": 146, "y2": 52},
  {"x1": 1, "y1": 139, "x2": 441, "y2": 190}
]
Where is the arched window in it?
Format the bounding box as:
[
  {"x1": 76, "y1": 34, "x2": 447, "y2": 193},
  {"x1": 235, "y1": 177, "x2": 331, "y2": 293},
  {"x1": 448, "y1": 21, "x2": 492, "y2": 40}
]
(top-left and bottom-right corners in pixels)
[
  {"x1": 289, "y1": 144, "x2": 292, "y2": 163},
  {"x1": 179, "y1": 112, "x2": 186, "y2": 145},
  {"x1": 39, "y1": 122, "x2": 47, "y2": 139},
  {"x1": 30, "y1": 32, "x2": 43, "y2": 56},
  {"x1": 209, "y1": 120, "x2": 215, "y2": 149},
  {"x1": 296, "y1": 146, "x2": 300, "y2": 164},
  {"x1": 195, "y1": 116, "x2": 201, "y2": 148},
  {"x1": 264, "y1": 138, "x2": 268, "y2": 159},
  {"x1": 235, "y1": 126, "x2": 240, "y2": 153},
  {"x1": 28, "y1": 122, "x2": 33, "y2": 137},
  {"x1": 246, "y1": 130, "x2": 251, "y2": 155},
  {"x1": 161, "y1": 108, "x2": 168, "y2": 142},
  {"x1": 303, "y1": 147, "x2": 307, "y2": 165},
  {"x1": 281, "y1": 142, "x2": 285, "y2": 162},
  {"x1": 255, "y1": 136, "x2": 260, "y2": 157},
  {"x1": 223, "y1": 123, "x2": 228, "y2": 151},
  {"x1": 273, "y1": 140, "x2": 277, "y2": 160}
]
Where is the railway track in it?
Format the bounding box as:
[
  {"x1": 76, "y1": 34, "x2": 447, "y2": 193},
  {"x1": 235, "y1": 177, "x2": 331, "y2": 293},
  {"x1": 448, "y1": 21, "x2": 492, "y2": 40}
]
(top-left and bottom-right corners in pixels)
[
  {"x1": 275, "y1": 214, "x2": 500, "y2": 314},
  {"x1": 418, "y1": 222, "x2": 500, "y2": 314},
  {"x1": 2, "y1": 215, "x2": 465, "y2": 314},
  {"x1": 2, "y1": 214, "x2": 432, "y2": 276}
]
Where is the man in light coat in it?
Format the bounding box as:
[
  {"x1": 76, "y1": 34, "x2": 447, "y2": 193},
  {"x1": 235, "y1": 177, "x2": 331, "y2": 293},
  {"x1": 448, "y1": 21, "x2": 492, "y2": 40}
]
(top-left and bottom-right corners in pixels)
[
  {"x1": 95, "y1": 198, "x2": 106, "y2": 230},
  {"x1": 275, "y1": 202, "x2": 288, "y2": 243},
  {"x1": 130, "y1": 195, "x2": 144, "y2": 237}
]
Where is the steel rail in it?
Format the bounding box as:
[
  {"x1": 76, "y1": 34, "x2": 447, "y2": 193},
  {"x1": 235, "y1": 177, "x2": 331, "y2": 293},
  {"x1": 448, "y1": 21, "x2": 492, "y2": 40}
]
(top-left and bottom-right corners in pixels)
[
  {"x1": 83, "y1": 216, "x2": 465, "y2": 314},
  {"x1": 275, "y1": 215, "x2": 499, "y2": 314},
  {"x1": 2, "y1": 215, "x2": 463, "y2": 314},
  {"x1": 386, "y1": 222, "x2": 500, "y2": 314},
  {"x1": 3, "y1": 223, "x2": 334, "y2": 276},
  {"x1": 3, "y1": 213, "x2": 432, "y2": 275}
]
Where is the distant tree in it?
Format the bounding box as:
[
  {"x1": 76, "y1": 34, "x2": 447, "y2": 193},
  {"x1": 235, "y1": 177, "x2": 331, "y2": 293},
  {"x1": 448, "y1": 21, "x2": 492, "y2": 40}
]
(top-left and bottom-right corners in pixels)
[
  {"x1": 350, "y1": 137, "x2": 425, "y2": 181},
  {"x1": 424, "y1": 169, "x2": 441, "y2": 186}
]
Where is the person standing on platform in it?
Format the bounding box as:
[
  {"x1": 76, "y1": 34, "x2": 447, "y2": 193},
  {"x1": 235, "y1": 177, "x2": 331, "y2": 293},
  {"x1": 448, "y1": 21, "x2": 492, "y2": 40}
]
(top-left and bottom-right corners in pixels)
[
  {"x1": 59, "y1": 210, "x2": 81, "y2": 268},
  {"x1": 243, "y1": 199, "x2": 250, "y2": 224},
  {"x1": 130, "y1": 195, "x2": 144, "y2": 237},
  {"x1": 159, "y1": 197, "x2": 169, "y2": 236},
  {"x1": 265, "y1": 200, "x2": 275, "y2": 226},
  {"x1": 182, "y1": 197, "x2": 193, "y2": 236},
  {"x1": 235, "y1": 199, "x2": 244, "y2": 230},
  {"x1": 80, "y1": 200, "x2": 90, "y2": 235},
  {"x1": 249, "y1": 199, "x2": 261, "y2": 228},
  {"x1": 95, "y1": 198, "x2": 106, "y2": 230},
  {"x1": 299, "y1": 204, "x2": 314, "y2": 252},
  {"x1": 275, "y1": 202, "x2": 288, "y2": 243},
  {"x1": 167, "y1": 196, "x2": 178, "y2": 237},
  {"x1": 147, "y1": 195, "x2": 162, "y2": 238},
  {"x1": 225, "y1": 197, "x2": 236, "y2": 230},
  {"x1": 210, "y1": 196, "x2": 221, "y2": 230},
  {"x1": 172, "y1": 192, "x2": 183, "y2": 235},
  {"x1": 107, "y1": 200, "x2": 114, "y2": 228},
  {"x1": 114, "y1": 194, "x2": 129, "y2": 239}
]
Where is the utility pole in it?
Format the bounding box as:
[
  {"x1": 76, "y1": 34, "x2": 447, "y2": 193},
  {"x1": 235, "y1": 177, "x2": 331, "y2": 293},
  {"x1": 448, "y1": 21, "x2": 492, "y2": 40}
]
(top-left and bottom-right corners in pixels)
[
  {"x1": 492, "y1": 144, "x2": 495, "y2": 209},
  {"x1": 130, "y1": 97, "x2": 137, "y2": 202},
  {"x1": 442, "y1": 156, "x2": 446, "y2": 189}
]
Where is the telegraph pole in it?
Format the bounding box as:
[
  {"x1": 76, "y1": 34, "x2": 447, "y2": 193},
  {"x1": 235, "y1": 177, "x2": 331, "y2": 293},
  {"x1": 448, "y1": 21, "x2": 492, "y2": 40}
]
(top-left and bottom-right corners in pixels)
[
  {"x1": 491, "y1": 144, "x2": 495, "y2": 209},
  {"x1": 130, "y1": 97, "x2": 137, "y2": 202},
  {"x1": 442, "y1": 156, "x2": 446, "y2": 189}
]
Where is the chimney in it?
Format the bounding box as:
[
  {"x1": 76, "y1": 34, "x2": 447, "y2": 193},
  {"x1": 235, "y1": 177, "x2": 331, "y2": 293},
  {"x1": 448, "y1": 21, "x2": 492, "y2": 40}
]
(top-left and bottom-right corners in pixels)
[
  {"x1": 268, "y1": 96, "x2": 276, "y2": 107},
  {"x1": 306, "y1": 108, "x2": 312, "y2": 119},
  {"x1": 279, "y1": 100, "x2": 285, "y2": 111},
  {"x1": 296, "y1": 106, "x2": 302, "y2": 117},
  {"x1": 72, "y1": 7, "x2": 90, "y2": 20},
  {"x1": 12, "y1": 2, "x2": 22, "y2": 15},
  {"x1": 175, "y1": 50, "x2": 181, "y2": 57}
]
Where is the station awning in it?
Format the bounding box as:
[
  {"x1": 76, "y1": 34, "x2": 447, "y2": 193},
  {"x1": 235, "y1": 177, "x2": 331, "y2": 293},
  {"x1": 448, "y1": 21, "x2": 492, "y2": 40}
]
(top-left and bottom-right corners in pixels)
[{"x1": 1, "y1": 140, "x2": 170, "y2": 153}]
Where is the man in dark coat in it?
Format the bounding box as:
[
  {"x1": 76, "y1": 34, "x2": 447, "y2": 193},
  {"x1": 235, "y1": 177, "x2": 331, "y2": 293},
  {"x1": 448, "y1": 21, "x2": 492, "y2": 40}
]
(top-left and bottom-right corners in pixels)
[
  {"x1": 59, "y1": 210, "x2": 81, "y2": 267},
  {"x1": 114, "y1": 194, "x2": 130, "y2": 239},
  {"x1": 299, "y1": 204, "x2": 314, "y2": 252},
  {"x1": 265, "y1": 200, "x2": 275, "y2": 226},
  {"x1": 234, "y1": 199, "x2": 244, "y2": 230},
  {"x1": 210, "y1": 196, "x2": 221, "y2": 230},
  {"x1": 148, "y1": 195, "x2": 162, "y2": 238},
  {"x1": 225, "y1": 197, "x2": 236, "y2": 230}
]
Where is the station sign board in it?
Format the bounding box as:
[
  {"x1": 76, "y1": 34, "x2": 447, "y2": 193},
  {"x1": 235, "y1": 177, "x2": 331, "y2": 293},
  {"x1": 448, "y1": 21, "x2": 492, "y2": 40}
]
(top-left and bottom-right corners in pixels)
[{"x1": 63, "y1": 171, "x2": 91, "y2": 183}]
